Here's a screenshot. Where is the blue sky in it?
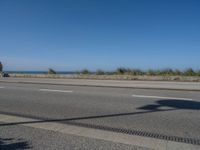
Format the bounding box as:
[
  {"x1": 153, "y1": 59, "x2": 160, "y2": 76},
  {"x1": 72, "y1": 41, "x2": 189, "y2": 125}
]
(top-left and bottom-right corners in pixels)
[{"x1": 0, "y1": 0, "x2": 200, "y2": 71}]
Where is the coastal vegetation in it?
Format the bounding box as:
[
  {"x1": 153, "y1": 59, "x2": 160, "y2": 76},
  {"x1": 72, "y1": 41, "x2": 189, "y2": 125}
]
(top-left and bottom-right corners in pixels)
[
  {"x1": 0, "y1": 62, "x2": 3, "y2": 72},
  {"x1": 48, "y1": 68, "x2": 57, "y2": 74},
  {"x1": 77, "y1": 68, "x2": 200, "y2": 76},
  {"x1": 81, "y1": 69, "x2": 90, "y2": 75}
]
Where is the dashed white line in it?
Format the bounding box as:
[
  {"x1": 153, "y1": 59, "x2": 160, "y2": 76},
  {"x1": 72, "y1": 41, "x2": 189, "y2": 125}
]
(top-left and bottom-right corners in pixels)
[
  {"x1": 39, "y1": 89, "x2": 73, "y2": 93},
  {"x1": 0, "y1": 86, "x2": 5, "y2": 89},
  {"x1": 132, "y1": 94, "x2": 193, "y2": 100}
]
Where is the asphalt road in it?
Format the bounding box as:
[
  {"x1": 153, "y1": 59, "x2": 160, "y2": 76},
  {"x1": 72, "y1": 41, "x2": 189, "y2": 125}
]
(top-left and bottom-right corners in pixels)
[
  {"x1": 1, "y1": 77, "x2": 200, "y2": 90},
  {"x1": 0, "y1": 82, "x2": 200, "y2": 149},
  {"x1": 0, "y1": 121, "x2": 151, "y2": 150}
]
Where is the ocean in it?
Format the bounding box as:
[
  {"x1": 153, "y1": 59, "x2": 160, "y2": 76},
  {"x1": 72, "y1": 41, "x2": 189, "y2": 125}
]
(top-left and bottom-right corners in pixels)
[{"x1": 5, "y1": 71, "x2": 76, "y2": 75}]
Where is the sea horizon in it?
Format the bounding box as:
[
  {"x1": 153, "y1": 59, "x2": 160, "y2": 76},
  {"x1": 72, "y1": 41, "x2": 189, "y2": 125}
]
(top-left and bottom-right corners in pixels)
[{"x1": 4, "y1": 71, "x2": 77, "y2": 74}]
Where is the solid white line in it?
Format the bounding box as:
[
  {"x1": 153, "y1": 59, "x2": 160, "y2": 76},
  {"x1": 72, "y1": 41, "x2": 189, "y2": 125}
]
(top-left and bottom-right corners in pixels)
[
  {"x1": 39, "y1": 89, "x2": 73, "y2": 93},
  {"x1": 132, "y1": 94, "x2": 193, "y2": 100}
]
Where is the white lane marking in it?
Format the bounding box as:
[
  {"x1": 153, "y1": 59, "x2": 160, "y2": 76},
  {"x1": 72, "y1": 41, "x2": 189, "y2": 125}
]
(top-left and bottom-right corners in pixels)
[
  {"x1": 132, "y1": 94, "x2": 193, "y2": 100},
  {"x1": 39, "y1": 89, "x2": 73, "y2": 93},
  {"x1": 0, "y1": 86, "x2": 5, "y2": 89}
]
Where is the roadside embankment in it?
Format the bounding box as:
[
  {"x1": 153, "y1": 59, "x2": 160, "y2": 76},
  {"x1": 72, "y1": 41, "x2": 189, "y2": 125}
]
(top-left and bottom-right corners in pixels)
[{"x1": 7, "y1": 73, "x2": 200, "y2": 82}]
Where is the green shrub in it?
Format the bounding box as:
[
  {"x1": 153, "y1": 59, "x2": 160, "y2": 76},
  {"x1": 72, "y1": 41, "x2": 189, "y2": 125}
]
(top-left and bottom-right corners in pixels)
[
  {"x1": 48, "y1": 68, "x2": 57, "y2": 74},
  {"x1": 174, "y1": 69, "x2": 182, "y2": 76},
  {"x1": 147, "y1": 69, "x2": 156, "y2": 76},
  {"x1": 0, "y1": 62, "x2": 3, "y2": 72},
  {"x1": 160, "y1": 68, "x2": 174, "y2": 76},
  {"x1": 151, "y1": 69, "x2": 162, "y2": 76},
  {"x1": 96, "y1": 70, "x2": 105, "y2": 75},
  {"x1": 81, "y1": 69, "x2": 90, "y2": 75},
  {"x1": 183, "y1": 68, "x2": 196, "y2": 76},
  {"x1": 129, "y1": 69, "x2": 144, "y2": 75},
  {"x1": 197, "y1": 70, "x2": 200, "y2": 76},
  {"x1": 115, "y1": 68, "x2": 127, "y2": 75}
]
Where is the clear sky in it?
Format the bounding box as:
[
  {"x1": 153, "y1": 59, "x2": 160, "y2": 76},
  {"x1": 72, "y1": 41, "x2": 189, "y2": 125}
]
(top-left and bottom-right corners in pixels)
[{"x1": 0, "y1": 0, "x2": 200, "y2": 71}]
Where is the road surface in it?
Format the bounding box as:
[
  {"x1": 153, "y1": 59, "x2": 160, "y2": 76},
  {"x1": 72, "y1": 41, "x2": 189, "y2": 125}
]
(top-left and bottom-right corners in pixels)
[
  {"x1": 0, "y1": 77, "x2": 200, "y2": 91},
  {"x1": 0, "y1": 81, "x2": 200, "y2": 149}
]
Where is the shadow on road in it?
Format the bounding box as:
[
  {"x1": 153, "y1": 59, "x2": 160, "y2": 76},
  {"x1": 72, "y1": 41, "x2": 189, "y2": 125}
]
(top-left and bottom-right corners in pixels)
[
  {"x1": 0, "y1": 138, "x2": 31, "y2": 150},
  {"x1": 0, "y1": 99, "x2": 199, "y2": 127},
  {"x1": 0, "y1": 109, "x2": 172, "y2": 127},
  {"x1": 0, "y1": 99, "x2": 199, "y2": 145},
  {"x1": 138, "y1": 99, "x2": 200, "y2": 110}
]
